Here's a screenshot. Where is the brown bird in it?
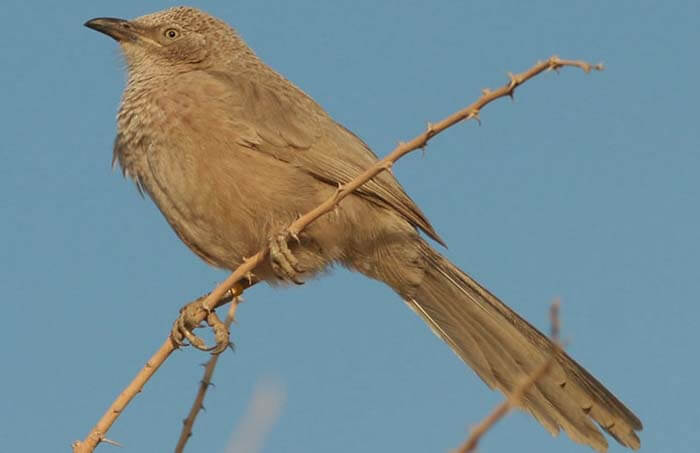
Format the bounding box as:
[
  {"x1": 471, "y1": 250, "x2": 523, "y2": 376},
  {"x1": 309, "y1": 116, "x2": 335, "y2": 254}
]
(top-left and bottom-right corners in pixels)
[{"x1": 85, "y1": 7, "x2": 641, "y2": 451}]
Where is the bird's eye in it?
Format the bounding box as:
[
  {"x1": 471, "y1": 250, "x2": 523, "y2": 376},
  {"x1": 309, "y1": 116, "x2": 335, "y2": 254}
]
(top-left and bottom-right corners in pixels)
[{"x1": 164, "y1": 28, "x2": 179, "y2": 39}]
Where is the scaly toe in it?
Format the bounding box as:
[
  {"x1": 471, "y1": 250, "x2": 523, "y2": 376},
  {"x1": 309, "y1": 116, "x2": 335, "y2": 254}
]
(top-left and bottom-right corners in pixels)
[
  {"x1": 171, "y1": 297, "x2": 231, "y2": 352},
  {"x1": 269, "y1": 232, "x2": 305, "y2": 284}
]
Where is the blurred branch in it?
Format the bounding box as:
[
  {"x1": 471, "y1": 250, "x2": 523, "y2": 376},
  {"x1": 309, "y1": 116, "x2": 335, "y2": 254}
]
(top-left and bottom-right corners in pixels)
[
  {"x1": 453, "y1": 301, "x2": 562, "y2": 453},
  {"x1": 225, "y1": 379, "x2": 286, "y2": 453}
]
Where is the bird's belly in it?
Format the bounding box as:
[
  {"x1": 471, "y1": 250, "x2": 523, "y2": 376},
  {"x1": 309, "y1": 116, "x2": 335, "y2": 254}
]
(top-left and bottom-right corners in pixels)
[
  {"x1": 135, "y1": 150, "x2": 264, "y2": 270},
  {"x1": 142, "y1": 177, "x2": 244, "y2": 269}
]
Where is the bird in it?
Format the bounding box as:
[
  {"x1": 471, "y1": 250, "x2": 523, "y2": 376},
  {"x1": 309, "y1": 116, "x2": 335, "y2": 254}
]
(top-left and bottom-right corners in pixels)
[{"x1": 85, "y1": 6, "x2": 642, "y2": 451}]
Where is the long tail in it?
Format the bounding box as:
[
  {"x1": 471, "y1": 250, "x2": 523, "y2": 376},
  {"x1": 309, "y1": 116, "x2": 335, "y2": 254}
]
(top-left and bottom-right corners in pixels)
[{"x1": 405, "y1": 244, "x2": 642, "y2": 451}]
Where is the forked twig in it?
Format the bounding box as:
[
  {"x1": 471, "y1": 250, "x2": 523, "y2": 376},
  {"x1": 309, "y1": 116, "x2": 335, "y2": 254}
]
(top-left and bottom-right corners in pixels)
[{"x1": 174, "y1": 297, "x2": 242, "y2": 453}]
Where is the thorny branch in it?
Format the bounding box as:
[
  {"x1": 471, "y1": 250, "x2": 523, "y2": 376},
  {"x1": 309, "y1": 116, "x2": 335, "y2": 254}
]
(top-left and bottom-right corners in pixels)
[
  {"x1": 174, "y1": 298, "x2": 242, "y2": 453},
  {"x1": 72, "y1": 56, "x2": 602, "y2": 452}
]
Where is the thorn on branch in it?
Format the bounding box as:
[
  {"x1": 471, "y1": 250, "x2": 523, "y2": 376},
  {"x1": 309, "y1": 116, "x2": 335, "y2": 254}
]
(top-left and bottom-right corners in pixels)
[
  {"x1": 291, "y1": 231, "x2": 301, "y2": 243},
  {"x1": 332, "y1": 183, "x2": 344, "y2": 205},
  {"x1": 507, "y1": 72, "x2": 524, "y2": 89},
  {"x1": 426, "y1": 122, "x2": 437, "y2": 138},
  {"x1": 467, "y1": 110, "x2": 481, "y2": 126},
  {"x1": 245, "y1": 272, "x2": 255, "y2": 285},
  {"x1": 101, "y1": 438, "x2": 123, "y2": 447}
]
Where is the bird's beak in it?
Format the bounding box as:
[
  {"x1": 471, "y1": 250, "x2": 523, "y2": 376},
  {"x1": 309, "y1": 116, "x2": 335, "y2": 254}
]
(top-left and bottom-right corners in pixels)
[{"x1": 84, "y1": 17, "x2": 139, "y2": 42}]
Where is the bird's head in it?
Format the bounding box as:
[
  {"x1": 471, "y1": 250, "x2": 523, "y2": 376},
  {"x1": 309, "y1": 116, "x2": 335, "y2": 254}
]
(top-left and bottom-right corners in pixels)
[{"x1": 85, "y1": 6, "x2": 250, "y2": 76}]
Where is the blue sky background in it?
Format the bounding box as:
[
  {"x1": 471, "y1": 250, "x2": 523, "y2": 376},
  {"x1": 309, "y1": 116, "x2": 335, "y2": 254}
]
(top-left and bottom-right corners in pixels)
[{"x1": 1, "y1": 1, "x2": 698, "y2": 452}]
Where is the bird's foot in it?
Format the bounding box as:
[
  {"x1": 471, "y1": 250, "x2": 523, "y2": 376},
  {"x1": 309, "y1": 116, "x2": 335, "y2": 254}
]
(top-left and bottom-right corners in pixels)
[
  {"x1": 269, "y1": 231, "x2": 305, "y2": 284},
  {"x1": 171, "y1": 296, "x2": 231, "y2": 355}
]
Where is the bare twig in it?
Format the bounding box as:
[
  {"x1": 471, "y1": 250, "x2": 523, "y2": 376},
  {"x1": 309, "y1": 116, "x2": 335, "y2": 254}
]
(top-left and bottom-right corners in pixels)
[
  {"x1": 73, "y1": 57, "x2": 600, "y2": 452},
  {"x1": 453, "y1": 300, "x2": 563, "y2": 453}
]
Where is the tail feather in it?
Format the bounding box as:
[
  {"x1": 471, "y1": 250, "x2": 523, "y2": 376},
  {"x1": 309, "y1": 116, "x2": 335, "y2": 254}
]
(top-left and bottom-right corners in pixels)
[{"x1": 405, "y1": 245, "x2": 642, "y2": 451}]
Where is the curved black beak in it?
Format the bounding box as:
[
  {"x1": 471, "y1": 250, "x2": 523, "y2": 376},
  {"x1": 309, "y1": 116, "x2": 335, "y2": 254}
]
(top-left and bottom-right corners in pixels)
[{"x1": 84, "y1": 17, "x2": 137, "y2": 42}]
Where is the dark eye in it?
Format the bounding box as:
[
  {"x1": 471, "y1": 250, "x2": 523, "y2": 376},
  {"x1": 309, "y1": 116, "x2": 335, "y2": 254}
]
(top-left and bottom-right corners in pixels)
[{"x1": 164, "y1": 28, "x2": 179, "y2": 39}]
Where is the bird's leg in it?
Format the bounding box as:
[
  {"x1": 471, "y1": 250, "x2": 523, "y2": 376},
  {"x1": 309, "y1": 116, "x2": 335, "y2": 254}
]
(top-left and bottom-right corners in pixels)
[
  {"x1": 269, "y1": 231, "x2": 305, "y2": 285},
  {"x1": 171, "y1": 295, "x2": 231, "y2": 354}
]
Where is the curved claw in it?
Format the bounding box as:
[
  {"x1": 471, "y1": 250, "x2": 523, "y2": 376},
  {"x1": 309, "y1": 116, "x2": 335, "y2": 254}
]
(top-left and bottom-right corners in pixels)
[
  {"x1": 171, "y1": 314, "x2": 196, "y2": 348},
  {"x1": 170, "y1": 298, "x2": 231, "y2": 354},
  {"x1": 171, "y1": 323, "x2": 186, "y2": 348},
  {"x1": 269, "y1": 231, "x2": 305, "y2": 284},
  {"x1": 180, "y1": 317, "x2": 208, "y2": 350},
  {"x1": 206, "y1": 311, "x2": 230, "y2": 355}
]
